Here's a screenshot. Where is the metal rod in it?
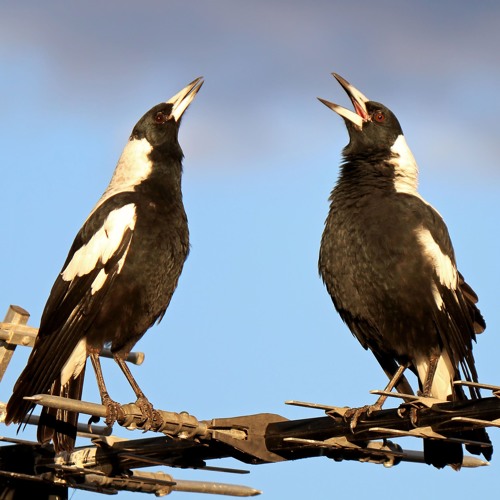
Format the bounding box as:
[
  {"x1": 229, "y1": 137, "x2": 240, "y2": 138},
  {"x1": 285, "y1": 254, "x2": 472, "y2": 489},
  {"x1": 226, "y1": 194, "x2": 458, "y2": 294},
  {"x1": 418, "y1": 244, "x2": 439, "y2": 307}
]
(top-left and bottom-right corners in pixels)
[
  {"x1": 131, "y1": 471, "x2": 261, "y2": 496},
  {"x1": 285, "y1": 400, "x2": 349, "y2": 413},
  {"x1": 83, "y1": 471, "x2": 261, "y2": 496},
  {"x1": 454, "y1": 380, "x2": 500, "y2": 392},
  {"x1": 0, "y1": 404, "x2": 111, "y2": 437},
  {"x1": 283, "y1": 435, "x2": 488, "y2": 468},
  {"x1": 25, "y1": 394, "x2": 108, "y2": 417},
  {"x1": 101, "y1": 348, "x2": 144, "y2": 366},
  {"x1": 26, "y1": 394, "x2": 209, "y2": 437},
  {"x1": 0, "y1": 312, "x2": 144, "y2": 366},
  {"x1": 451, "y1": 416, "x2": 500, "y2": 428},
  {"x1": 169, "y1": 479, "x2": 262, "y2": 496}
]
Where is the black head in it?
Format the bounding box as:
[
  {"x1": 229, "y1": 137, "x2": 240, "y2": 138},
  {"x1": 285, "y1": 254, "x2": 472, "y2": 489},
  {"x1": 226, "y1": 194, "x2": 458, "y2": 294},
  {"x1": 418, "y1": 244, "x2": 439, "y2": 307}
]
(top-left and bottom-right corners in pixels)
[
  {"x1": 319, "y1": 73, "x2": 404, "y2": 157},
  {"x1": 130, "y1": 77, "x2": 204, "y2": 151}
]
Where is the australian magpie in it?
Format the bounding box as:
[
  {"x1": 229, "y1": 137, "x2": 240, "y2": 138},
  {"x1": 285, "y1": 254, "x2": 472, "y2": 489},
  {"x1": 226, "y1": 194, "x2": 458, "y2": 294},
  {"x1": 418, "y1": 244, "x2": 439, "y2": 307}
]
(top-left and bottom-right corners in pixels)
[
  {"x1": 6, "y1": 77, "x2": 203, "y2": 452},
  {"x1": 318, "y1": 73, "x2": 492, "y2": 469}
]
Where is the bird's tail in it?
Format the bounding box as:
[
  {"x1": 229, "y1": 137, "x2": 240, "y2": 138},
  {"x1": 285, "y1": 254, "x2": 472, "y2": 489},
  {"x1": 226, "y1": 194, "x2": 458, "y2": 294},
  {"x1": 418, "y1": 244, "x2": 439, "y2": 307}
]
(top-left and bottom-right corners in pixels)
[
  {"x1": 423, "y1": 428, "x2": 492, "y2": 470},
  {"x1": 423, "y1": 381, "x2": 493, "y2": 469},
  {"x1": 37, "y1": 370, "x2": 85, "y2": 453},
  {"x1": 424, "y1": 438, "x2": 463, "y2": 470}
]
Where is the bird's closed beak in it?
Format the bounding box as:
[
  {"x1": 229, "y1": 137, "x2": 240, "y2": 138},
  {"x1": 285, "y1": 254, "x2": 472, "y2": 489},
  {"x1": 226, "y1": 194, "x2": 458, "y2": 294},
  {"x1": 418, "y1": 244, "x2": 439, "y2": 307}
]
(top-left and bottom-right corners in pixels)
[
  {"x1": 167, "y1": 77, "x2": 204, "y2": 122},
  {"x1": 318, "y1": 73, "x2": 369, "y2": 130}
]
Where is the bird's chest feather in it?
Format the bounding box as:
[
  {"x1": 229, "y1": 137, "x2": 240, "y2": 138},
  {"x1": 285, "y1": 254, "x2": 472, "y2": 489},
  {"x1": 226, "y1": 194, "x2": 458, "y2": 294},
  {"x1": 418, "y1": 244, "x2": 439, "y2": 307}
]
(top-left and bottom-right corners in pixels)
[
  {"x1": 87, "y1": 194, "x2": 189, "y2": 351},
  {"x1": 126, "y1": 194, "x2": 189, "y2": 289},
  {"x1": 320, "y1": 189, "x2": 429, "y2": 308}
]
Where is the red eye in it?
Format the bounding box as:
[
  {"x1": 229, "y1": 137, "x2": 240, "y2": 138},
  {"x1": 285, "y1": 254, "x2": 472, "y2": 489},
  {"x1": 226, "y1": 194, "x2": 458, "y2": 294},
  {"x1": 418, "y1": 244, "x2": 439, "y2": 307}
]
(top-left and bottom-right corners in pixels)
[
  {"x1": 373, "y1": 111, "x2": 385, "y2": 123},
  {"x1": 155, "y1": 112, "x2": 167, "y2": 124}
]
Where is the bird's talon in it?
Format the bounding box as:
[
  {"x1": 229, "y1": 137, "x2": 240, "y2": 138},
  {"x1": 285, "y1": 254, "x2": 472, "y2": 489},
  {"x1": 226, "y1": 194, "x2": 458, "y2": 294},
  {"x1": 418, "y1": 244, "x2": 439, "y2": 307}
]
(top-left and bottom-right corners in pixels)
[
  {"x1": 102, "y1": 397, "x2": 122, "y2": 428},
  {"x1": 87, "y1": 415, "x2": 100, "y2": 434},
  {"x1": 344, "y1": 405, "x2": 373, "y2": 432},
  {"x1": 134, "y1": 396, "x2": 157, "y2": 431},
  {"x1": 152, "y1": 410, "x2": 164, "y2": 429},
  {"x1": 409, "y1": 407, "x2": 419, "y2": 427},
  {"x1": 366, "y1": 404, "x2": 381, "y2": 417}
]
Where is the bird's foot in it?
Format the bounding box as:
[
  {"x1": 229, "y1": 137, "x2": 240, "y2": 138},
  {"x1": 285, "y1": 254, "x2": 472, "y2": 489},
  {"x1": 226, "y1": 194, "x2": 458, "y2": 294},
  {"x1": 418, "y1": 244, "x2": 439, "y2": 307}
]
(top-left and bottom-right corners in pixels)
[
  {"x1": 410, "y1": 406, "x2": 419, "y2": 427},
  {"x1": 344, "y1": 403, "x2": 381, "y2": 432},
  {"x1": 134, "y1": 395, "x2": 163, "y2": 432},
  {"x1": 101, "y1": 393, "x2": 124, "y2": 428}
]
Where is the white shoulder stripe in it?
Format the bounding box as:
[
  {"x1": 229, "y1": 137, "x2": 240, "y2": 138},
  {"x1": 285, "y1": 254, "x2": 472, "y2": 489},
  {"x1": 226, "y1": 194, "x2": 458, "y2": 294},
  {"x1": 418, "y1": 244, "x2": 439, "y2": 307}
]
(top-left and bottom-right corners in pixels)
[
  {"x1": 62, "y1": 203, "x2": 137, "y2": 282},
  {"x1": 415, "y1": 226, "x2": 458, "y2": 289}
]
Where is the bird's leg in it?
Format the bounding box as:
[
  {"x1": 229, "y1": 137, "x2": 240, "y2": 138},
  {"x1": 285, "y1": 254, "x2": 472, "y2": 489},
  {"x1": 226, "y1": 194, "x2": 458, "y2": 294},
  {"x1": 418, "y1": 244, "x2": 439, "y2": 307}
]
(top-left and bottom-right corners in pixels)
[
  {"x1": 89, "y1": 352, "x2": 122, "y2": 427},
  {"x1": 114, "y1": 355, "x2": 163, "y2": 431},
  {"x1": 346, "y1": 363, "x2": 409, "y2": 431},
  {"x1": 406, "y1": 355, "x2": 439, "y2": 427},
  {"x1": 374, "y1": 362, "x2": 410, "y2": 410},
  {"x1": 422, "y1": 354, "x2": 439, "y2": 397}
]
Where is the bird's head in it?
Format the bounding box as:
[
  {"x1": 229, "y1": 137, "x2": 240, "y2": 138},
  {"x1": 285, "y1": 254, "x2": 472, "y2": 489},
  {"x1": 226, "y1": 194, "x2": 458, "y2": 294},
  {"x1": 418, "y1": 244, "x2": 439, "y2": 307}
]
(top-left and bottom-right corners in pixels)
[
  {"x1": 319, "y1": 73, "x2": 403, "y2": 157},
  {"x1": 130, "y1": 77, "x2": 204, "y2": 150}
]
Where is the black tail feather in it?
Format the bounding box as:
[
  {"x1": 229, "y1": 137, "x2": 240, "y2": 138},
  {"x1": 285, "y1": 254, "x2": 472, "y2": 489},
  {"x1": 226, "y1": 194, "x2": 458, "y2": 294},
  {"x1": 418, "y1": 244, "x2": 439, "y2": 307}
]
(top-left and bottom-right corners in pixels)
[
  {"x1": 424, "y1": 427, "x2": 492, "y2": 470},
  {"x1": 424, "y1": 439, "x2": 463, "y2": 470},
  {"x1": 464, "y1": 427, "x2": 493, "y2": 461},
  {"x1": 37, "y1": 369, "x2": 85, "y2": 453}
]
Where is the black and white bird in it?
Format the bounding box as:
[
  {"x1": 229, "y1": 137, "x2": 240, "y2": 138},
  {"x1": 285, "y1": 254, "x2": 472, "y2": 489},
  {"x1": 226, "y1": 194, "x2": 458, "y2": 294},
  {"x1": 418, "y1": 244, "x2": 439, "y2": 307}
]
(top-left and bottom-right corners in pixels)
[
  {"x1": 318, "y1": 73, "x2": 492, "y2": 469},
  {"x1": 6, "y1": 77, "x2": 203, "y2": 452}
]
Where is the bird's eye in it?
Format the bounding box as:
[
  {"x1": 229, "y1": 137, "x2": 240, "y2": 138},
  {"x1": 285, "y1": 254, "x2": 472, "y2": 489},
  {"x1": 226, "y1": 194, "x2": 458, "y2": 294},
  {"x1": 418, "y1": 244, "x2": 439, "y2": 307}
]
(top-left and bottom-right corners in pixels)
[
  {"x1": 155, "y1": 112, "x2": 167, "y2": 124},
  {"x1": 373, "y1": 111, "x2": 385, "y2": 123}
]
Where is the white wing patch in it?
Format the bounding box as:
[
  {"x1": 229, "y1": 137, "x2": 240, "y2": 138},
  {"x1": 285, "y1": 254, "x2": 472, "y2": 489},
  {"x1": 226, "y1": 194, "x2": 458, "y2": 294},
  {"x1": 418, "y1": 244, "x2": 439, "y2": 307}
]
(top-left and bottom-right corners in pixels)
[
  {"x1": 90, "y1": 237, "x2": 132, "y2": 295},
  {"x1": 431, "y1": 283, "x2": 444, "y2": 310},
  {"x1": 60, "y1": 337, "x2": 87, "y2": 385},
  {"x1": 415, "y1": 349, "x2": 454, "y2": 400},
  {"x1": 416, "y1": 227, "x2": 458, "y2": 291},
  {"x1": 62, "y1": 204, "x2": 137, "y2": 292}
]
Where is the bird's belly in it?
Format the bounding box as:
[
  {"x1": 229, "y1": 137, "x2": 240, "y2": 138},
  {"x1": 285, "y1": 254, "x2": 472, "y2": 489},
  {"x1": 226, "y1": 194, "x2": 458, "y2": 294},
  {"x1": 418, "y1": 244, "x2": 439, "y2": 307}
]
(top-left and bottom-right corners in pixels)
[
  {"x1": 320, "y1": 219, "x2": 439, "y2": 359},
  {"x1": 87, "y1": 235, "x2": 188, "y2": 356}
]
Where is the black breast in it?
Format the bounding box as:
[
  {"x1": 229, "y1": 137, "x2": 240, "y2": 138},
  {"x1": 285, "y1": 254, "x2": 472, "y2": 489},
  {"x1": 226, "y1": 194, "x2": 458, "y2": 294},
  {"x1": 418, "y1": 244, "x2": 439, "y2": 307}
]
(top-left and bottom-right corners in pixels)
[
  {"x1": 319, "y1": 171, "x2": 443, "y2": 362},
  {"x1": 89, "y1": 179, "x2": 189, "y2": 356}
]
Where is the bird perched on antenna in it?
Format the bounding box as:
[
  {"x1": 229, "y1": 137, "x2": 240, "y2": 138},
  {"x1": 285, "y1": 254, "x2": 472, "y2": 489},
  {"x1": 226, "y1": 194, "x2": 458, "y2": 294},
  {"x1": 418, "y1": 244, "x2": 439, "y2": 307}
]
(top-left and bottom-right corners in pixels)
[
  {"x1": 6, "y1": 77, "x2": 204, "y2": 453},
  {"x1": 318, "y1": 73, "x2": 492, "y2": 469}
]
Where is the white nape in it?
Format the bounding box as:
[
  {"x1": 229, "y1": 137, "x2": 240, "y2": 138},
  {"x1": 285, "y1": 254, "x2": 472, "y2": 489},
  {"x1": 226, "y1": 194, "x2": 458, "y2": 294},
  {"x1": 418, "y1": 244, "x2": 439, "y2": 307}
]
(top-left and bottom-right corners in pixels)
[
  {"x1": 93, "y1": 137, "x2": 153, "y2": 213},
  {"x1": 389, "y1": 134, "x2": 419, "y2": 196}
]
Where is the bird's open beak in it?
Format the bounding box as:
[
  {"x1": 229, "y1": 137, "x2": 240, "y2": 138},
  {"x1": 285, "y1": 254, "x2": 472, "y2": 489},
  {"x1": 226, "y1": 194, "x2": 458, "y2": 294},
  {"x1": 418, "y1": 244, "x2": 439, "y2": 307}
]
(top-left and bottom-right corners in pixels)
[
  {"x1": 318, "y1": 73, "x2": 369, "y2": 130},
  {"x1": 167, "y1": 77, "x2": 204, "y2": 122}
]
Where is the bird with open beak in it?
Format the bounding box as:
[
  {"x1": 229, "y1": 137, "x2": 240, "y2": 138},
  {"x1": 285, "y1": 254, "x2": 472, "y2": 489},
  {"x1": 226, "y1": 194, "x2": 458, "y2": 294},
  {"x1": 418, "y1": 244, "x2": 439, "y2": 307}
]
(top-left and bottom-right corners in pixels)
[{"x1": 318, "y1": 73, "x2": 492, "y2": 469}]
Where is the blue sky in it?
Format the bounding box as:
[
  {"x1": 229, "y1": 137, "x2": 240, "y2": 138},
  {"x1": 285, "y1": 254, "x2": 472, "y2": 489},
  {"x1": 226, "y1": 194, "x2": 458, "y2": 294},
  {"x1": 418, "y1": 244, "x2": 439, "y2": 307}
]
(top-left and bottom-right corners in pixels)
[{"x1": 1, "y1": 1, "x2": 500, "y2": 498}]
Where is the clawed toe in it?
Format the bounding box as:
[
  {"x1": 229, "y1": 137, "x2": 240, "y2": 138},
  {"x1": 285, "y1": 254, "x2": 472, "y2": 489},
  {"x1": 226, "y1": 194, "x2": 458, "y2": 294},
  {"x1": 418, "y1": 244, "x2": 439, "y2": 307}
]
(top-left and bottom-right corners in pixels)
[
  {"x1": 136, "y1": 396, "x2": 153, "y2": 430},
  {"x1": 134, "y1": 396, "x2": 163, "y2": 431},
  {"x1": 101, "y1": 394, "x2": 123, "y2": 427},
  {"x1": 344, "y1": 403, "x2": 381, "y2": 432}
]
